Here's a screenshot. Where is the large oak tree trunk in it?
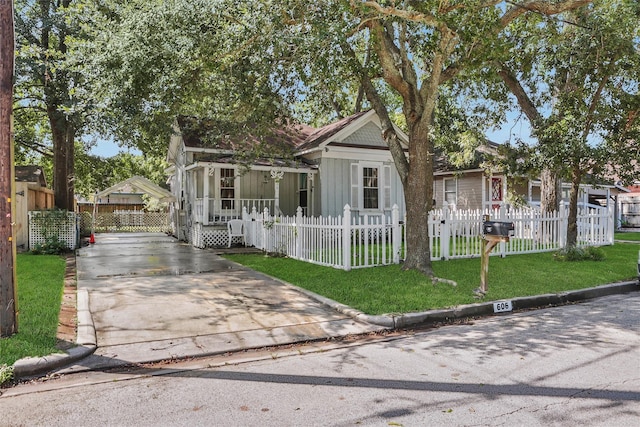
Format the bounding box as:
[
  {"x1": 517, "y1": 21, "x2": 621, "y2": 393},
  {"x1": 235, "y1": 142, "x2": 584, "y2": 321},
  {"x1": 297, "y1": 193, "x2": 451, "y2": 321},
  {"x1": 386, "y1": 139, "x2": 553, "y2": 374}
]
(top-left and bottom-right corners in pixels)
[
  {"x1": 402, "y1": 119, "x2": 434, "y2": 275},
  {"x1": 49, "y1": 107, "x2": 75, "y2": 211},
  {"x1": 566, "y1": 167, "x2": 581, "y2": 248},
  {"x1": 540, "y1": 167, "x2": 561, "y2": 214}
]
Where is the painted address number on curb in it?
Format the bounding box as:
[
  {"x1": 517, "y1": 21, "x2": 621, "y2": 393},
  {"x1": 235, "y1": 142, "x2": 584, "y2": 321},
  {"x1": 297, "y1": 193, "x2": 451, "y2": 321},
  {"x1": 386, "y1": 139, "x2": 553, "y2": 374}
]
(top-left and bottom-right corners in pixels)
[{"x1": 493, "y1": 300, "x2": 513, "y2": 313}]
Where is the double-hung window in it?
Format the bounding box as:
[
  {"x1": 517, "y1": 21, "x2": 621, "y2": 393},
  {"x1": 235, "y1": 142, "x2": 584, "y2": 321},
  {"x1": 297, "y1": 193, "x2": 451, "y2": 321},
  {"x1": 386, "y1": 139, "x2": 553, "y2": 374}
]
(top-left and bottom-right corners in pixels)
[
  {"x1": 444, "y1": 177, "x2": 457, "y2": 207},
  {"x1": 220, "y1": 168, "x2": 235, "y2": 210},
  {"x1": 362, "y1": 167, "x2": 379, "y2": 209},
  {"x1": 351, "y1": 162, "x2": 391, "y2": 211}
]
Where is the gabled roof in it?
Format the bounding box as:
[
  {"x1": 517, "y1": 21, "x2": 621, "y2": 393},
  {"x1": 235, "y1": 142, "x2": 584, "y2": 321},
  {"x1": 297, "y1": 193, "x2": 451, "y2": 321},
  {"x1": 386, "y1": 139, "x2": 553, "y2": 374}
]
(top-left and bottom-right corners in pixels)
[
  {"x1": 15, "y1": 165, "x2": 47, "y2": 187},
  {"x1": 96, "y1": 176, "x2": 175, "y2": 203},
  {"x1": 176, "y1": 116, "x2": 316, "y2": 151},
  {"x1": 296, "y1": 110, "x2": 409, "y2": 154},
  {"x1": 171, "y1": 110, "x2": 409, "y2": 166}
]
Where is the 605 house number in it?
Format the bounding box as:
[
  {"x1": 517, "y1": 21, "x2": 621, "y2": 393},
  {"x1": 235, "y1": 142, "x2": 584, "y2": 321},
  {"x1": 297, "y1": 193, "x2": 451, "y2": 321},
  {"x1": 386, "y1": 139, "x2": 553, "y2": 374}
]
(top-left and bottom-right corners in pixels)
[{"x1": 493, "y1": 300, "x2": 513, "y2": 313}]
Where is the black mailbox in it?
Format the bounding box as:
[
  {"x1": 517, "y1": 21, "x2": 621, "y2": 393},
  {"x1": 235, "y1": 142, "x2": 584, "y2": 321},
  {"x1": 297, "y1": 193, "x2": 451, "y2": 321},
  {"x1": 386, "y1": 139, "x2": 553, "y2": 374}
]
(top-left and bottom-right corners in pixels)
[{"x1": 482, "y1": 220, "x2": 515, "y2": 237}]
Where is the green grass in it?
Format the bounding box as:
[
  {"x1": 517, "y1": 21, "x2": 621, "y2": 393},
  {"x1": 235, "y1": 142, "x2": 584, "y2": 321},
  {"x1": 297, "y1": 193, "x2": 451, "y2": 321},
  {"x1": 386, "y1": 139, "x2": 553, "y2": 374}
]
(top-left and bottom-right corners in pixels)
[
  {"x1": 615, "y1": 231, "x2": 640, "y2": 241},
  {"x1": 0, "y1": 254, "x2": 66, "y2": 367},
  {"x1": 225, "y1": 243, "x2": 639, "y2": 315}
]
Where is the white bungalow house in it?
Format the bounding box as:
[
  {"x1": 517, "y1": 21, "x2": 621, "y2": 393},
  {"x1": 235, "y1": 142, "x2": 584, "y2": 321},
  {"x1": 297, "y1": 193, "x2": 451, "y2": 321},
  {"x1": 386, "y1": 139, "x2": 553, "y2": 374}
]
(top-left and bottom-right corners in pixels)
[
  {"x1": 166, "y1": 110, "x2": 410, "y2": 246},
  {"x1": 166, "y1": 109, "x2": 624, "y2": 248}
]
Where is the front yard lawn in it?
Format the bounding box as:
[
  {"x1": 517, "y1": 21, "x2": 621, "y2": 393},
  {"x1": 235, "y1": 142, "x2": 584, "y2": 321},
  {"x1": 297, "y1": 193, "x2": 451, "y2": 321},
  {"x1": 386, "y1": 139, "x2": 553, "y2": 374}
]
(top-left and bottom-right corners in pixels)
[
  {"x1": 0, "y1": 254, "x2": 66, "y2": 367},
  {"x1": 615, "y1": 231, "x2": 640, "y2": 241},
  {"x1": 225, "y1": 243, "x2": 639, "y2": 315}
]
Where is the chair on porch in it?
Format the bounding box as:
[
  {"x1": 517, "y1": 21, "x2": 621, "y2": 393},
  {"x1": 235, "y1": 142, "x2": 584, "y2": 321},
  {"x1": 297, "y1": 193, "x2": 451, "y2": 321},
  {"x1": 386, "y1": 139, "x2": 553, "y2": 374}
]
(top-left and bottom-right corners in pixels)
[{"x1": 227, "y1": 219, "x2": 246, "y2": 248}]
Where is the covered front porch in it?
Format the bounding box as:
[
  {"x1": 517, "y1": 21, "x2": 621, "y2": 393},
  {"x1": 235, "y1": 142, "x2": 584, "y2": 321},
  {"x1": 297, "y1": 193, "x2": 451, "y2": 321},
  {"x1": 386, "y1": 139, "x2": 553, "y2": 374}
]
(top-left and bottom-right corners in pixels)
[{"x1": 184, "y1": 161, "x2": 316, "y2": 247}]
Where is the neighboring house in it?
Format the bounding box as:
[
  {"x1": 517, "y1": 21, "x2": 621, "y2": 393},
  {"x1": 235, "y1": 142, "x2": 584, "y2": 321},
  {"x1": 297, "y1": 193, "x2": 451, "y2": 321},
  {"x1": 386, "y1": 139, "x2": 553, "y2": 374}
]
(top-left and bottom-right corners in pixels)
[
  {"x1": 14, "y1": 165, "x2": 55, "y2": 251},
  {"x1": 78, "y1": 176, "x2": 175, "y2": 214},
  {"x1": 167, "y1": 110, "x2": 625, "y2": 247},
  {"x1": 76, "y1": 176, "x2": 176, "y2": 235},
  {"x1": 619, "y1": 182, "x2": 640, "y2": 228}
]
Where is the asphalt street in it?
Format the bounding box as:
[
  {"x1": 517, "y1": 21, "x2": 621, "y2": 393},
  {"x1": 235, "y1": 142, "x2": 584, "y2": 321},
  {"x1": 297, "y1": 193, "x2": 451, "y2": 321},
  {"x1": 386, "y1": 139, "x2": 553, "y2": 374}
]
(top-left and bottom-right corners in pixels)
[{"x1": 2, "y1": 292, "x2": 638, "y2": 426}]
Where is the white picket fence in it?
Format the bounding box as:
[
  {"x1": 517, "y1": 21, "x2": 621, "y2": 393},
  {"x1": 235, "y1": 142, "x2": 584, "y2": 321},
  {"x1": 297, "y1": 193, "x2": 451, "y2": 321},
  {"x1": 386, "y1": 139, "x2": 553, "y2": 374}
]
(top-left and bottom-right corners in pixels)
[{"x1": 242, "y1": 203, "x2": 613, "y2": 271}]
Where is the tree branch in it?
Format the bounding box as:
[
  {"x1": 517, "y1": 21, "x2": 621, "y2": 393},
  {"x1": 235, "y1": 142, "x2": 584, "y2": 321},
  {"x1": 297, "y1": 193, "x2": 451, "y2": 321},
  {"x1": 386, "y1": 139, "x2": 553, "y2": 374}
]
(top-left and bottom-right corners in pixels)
[
  {"x1": 358, "y1": 1, "x2": 439, "y2": 26},
  {"x1": 501, "y1": 0, "x2": 592, "y2": 27},
  {"x1": 339, "y1": 39, "x2": 410, "y2": 184},
  {"x1": 496, "y1": 63, "x2": 541, "y2": 125}
]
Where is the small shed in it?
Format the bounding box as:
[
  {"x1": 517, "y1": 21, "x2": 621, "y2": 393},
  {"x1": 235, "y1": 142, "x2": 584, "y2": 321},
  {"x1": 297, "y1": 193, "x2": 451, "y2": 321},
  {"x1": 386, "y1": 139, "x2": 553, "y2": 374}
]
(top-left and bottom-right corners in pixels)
[
  {"x1": 15, "y1": 165, "x2": 55, "y2": 251},
  {"x1": 79, "y1": 176, "x2": 175, "y2": 214}
]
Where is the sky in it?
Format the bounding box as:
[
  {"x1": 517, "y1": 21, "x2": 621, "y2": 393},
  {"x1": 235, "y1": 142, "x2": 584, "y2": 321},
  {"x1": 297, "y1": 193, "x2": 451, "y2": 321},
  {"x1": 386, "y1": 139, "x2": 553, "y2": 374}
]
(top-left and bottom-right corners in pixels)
[
  {"x1": 485, "y1": 110, "x2": 533, "y2": 145},
  {"x1": 90, "y1": 139, "x2": 141, "y2": 158}
]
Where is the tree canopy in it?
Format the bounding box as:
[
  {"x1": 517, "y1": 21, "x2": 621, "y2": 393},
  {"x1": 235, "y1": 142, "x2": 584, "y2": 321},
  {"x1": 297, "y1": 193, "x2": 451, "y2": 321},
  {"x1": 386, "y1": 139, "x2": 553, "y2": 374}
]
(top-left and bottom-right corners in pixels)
[{"x1": 14, "y1": 0, "x2": 639, "y2": 275}]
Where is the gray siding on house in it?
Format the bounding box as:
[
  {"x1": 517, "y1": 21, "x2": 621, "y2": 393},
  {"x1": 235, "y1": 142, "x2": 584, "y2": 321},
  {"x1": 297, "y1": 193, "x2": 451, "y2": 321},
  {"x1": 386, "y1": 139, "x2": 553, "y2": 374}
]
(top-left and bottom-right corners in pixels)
[
  {"x1": 318, "y1": 157, "x2": 405, "y2": 217},
  {"x1": 434, "y1": 172, "x2": 484, "y2": 210},
  {"x1": 278, "y1": 173, "x2": 298, "y2": 216},
  {"x1": 319, "y1": 158, "x2": 352, "y2": 216},
  {"x1": 342, "y1": 122, "x2": 387, "y2": 147},
  {"x1": 457, "y1": 173, "x2": 483, "y2": 209},
  {"x1": 239, "y1": 170, "x2": 275, "y2": 201}
]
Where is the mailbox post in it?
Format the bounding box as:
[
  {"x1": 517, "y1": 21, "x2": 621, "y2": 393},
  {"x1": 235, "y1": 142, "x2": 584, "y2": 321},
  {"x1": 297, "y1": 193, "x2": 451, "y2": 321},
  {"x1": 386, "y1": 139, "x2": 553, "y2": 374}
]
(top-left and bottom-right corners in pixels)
[{"x1": 478, "y1": 215, "x2": 515, "y2": 296}]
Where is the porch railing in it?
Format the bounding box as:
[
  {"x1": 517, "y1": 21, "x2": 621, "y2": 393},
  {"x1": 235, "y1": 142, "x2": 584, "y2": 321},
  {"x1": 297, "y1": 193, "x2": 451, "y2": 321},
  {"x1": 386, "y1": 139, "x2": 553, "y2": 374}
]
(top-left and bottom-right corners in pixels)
[{"x1": 193, "y1": 198, "x2": 276, "y2": 224}]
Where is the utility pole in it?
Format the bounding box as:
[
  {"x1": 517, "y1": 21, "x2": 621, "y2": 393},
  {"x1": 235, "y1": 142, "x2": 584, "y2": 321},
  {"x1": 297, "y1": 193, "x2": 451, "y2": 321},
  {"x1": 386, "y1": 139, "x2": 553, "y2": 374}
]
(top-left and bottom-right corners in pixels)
[{"x1": 0, "y1": 0, "x2": 18, "y2": 337}]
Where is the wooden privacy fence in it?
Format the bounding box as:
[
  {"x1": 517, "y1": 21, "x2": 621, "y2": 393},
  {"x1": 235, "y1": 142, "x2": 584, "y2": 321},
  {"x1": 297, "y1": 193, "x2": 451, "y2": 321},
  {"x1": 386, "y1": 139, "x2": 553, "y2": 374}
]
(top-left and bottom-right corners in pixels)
[{"x1": 243, "y1": 203, "x2": 614, "y2": 271}]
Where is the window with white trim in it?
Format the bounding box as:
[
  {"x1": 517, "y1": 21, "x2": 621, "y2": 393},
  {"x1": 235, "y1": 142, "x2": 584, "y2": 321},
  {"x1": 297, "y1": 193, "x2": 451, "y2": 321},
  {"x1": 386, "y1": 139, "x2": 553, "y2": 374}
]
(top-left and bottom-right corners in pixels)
[
  {"x1": 444, "y1": 177, "x2": 457, "y2": 207},
  {"x1": 351, "y1": 163, "x2": 391, "y2": 211},
  {"x1": 363, "y1": 167, "x2": 379, "y2": 209},
  {"x1": 220, "y1": 168, "x2": 235, "y2": 209}
]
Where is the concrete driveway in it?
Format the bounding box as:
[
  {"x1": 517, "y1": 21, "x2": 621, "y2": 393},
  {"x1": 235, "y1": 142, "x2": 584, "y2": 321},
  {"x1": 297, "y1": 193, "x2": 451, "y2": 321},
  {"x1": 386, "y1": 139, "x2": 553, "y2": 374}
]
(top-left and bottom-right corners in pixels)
[{"x1": 74, "y1": 233, "x2": 382, "y2": 370}]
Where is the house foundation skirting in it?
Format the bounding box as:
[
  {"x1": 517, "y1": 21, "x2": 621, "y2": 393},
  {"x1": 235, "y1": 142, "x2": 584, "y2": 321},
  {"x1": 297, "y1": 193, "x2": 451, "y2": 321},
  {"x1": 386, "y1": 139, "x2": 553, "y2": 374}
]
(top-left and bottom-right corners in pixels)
[{"x1": 191, "y1": 223, "x2": 241, "y2": 248}]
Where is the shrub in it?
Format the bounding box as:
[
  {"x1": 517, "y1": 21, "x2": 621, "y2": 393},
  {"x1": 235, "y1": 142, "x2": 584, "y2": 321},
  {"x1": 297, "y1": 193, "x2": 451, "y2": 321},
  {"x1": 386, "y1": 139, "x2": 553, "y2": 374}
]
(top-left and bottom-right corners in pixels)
[
  {"x1": 0, "y1": 364, "x2": 14, "y2": 386},
  {"x1": 31, "y1": 235, "x2": 70, "y2": 255},
  {"x1": 554, "y1": 246, "x2": 606, "y2": 262}
]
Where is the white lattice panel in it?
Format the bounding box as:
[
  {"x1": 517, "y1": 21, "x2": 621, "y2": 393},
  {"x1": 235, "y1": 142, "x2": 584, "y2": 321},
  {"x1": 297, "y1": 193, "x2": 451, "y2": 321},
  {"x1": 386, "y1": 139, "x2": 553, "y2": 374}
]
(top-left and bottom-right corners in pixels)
[
  {"x1": 80, "y1": 211, "x2": 170, "y2": 233},
  {"x1": 203, "y1": 227, "x2": 233, "y2": 247},
  {"x1": 191, "y1": 223, "x2": 237, "y2": 248},
  {"x1": 28, "y1": 211, "x2": 78, "y2": 250}
]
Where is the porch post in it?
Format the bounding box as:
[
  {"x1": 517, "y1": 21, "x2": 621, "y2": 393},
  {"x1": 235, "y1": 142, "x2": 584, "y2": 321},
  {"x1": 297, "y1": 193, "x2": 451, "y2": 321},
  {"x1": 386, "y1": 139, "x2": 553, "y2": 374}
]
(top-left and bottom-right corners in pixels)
[
  {"x1": 203, "y1": 166, "x2": 210, "y2": 225},
  {"x1": 482, "y1": 174, "x2": 487, "y2": 212},
  {"x1": 502, "y1": 175, "x2": 507, "y2": 209},
  {"x1": 270, "y1": 169, "x2": 284, "y2": 216},
  {"x1": 274, "y1": 181, "x2": 280, "y2": 215},
  {"x1": 309, "y1": 173, "x2": 314, "y2": 216}
]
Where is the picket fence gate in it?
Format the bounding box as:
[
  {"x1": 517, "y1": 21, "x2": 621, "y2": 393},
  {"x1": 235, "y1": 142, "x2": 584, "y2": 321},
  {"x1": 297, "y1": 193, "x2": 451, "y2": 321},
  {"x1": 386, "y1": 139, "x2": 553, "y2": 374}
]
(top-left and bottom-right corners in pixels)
[{"x1": 242, "y1": 203, "x2": 613, "y2": 271}]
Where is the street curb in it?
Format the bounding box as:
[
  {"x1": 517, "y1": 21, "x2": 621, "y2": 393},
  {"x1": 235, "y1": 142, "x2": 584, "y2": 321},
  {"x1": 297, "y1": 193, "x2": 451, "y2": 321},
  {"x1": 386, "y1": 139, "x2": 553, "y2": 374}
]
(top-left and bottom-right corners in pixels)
[
  {"x1": 296, "y1": 280, "x2": 639, "y2": 329},
  {"x1": 12, "y1": 289, "x2": 97, "y2": 380}
]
